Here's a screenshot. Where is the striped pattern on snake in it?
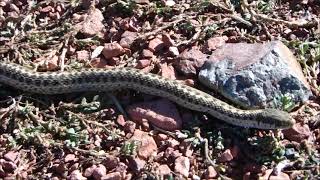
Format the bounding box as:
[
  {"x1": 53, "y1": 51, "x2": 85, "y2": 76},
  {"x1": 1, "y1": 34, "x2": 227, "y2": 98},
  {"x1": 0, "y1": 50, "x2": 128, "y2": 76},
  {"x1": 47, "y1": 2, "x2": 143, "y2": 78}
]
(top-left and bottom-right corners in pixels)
[{"x1": 0, "y1": 61, "x2": 295, "y2": 129}]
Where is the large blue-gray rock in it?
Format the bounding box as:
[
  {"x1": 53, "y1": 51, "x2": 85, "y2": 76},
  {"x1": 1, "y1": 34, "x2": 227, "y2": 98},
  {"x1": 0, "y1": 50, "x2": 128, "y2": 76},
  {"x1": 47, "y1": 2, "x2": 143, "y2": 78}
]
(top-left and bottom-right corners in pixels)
[{"x1": 198, "y1": 41, "x2": 312, "y2": 108}]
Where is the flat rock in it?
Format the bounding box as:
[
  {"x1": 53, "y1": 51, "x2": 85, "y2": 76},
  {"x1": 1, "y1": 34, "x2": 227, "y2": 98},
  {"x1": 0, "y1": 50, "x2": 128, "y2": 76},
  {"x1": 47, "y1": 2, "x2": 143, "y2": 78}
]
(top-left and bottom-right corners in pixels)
[
  {"x1": 129, "y1": 130, "x2": 157, "y2": 159},
  {"x1": 127, "y1": 99, "x2": 182, "y2": 131},
  {"x1": 174, "y1": 156, "x2": 190, "y2": 178},
  {"x1": 76, "y1": 9, "x2": 105, "y2": 38},
  {"x1": 175, "y1": 47, "x2": 208, "y2": 76},
  {"x1": 199, "y1": 41, "x2": 311, "y2": 108},
  {"x1": 282, "y1": 123, "x2": 311, "y2": 142}
]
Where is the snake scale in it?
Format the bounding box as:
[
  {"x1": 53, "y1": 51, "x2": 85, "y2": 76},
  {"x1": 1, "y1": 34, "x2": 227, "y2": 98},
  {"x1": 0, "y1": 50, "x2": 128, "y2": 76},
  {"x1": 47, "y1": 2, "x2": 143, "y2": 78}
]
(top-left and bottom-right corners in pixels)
[{"x1": 0, "y1": 61, "x2": 295, "y2": 129}]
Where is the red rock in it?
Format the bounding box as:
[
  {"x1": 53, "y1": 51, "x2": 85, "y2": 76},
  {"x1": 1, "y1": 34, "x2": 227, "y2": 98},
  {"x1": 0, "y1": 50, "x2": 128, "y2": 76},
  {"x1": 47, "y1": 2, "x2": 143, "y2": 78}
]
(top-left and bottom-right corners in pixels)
[
  {"x1": 206, "y1": 36, "x2": 228, "y2": 51},
  {"x1": 142, "y1": 49, "x2": 154, "y2": 58},
  {"x1": 101, "y1": 172, "x2": 121, "y2": 180},
  {"x1": 102, "y1": 43, "x2": 125, "y2": 59},
  {"x1": 283, "y1": 123, "x2": 311, "y2": 142},
  {"x1": 179, "y1": 141, "x2": 193, "y2": 157},
  {"x1": 136, "y1": 59, "x2": 151, "y2": 69},
  {"x1": 40, "y1": 6, "x2": 53, "y2": 13},
  {"x1": 174, "y1": 156, "x2": 190, "y2": 177},
  {"x1": 114, "y1": 162, "x2": 127, "y2": 175},
  {"x1": 167, "y1": 138, "x2": 180, "y2": 149},
  {"x1": 4, "y1": 151, "x2": 18, "y2": 162},
  {"x1": 175, "y1": 47, "x2": 207, "y2": 76},
  {"x1": 120, "y1": 31, "x2": 137, "y2": 48},
  {"x1": 90, "y1": 58, "x2": 111, "y2": 68},
  {"x1": 77, "y1": 9, "x2": 105, "y2": 37},
  {"x1": 129, "y1": 130, "x2": 157, "y2": 159},
  {"x1": 68, "y1": 170, "x2": 86, "y2": 180},
  {"x1": 160, "y1": 63, "x2": 176, "y2": 80},
  {"x1": 129, "y1": 157, "x2": 146, "y2": 171},
  {"x1": 259, "y1": 169, "x2": 290, "y2": 180},
  {"x1": 157, "y1": 164, "x2": 171, "y2": 176},
  {"x1": 162, "y1": 34, "x2": 175, "y2": 47},
  {"x1": 127, "y1": 99, "x2": 182, "y2": 131},
  {"x1": 165, "y1": 147, "x2": 182, "y2": 159},
  {"x1": 218, "y1": 149, "x2": 234, "y2": 162},
  {"x1": 64, "y1": 154, "x2": 78, "y2": 163},
  {"x1": 76, "y1": 50, "x2": 90, "y2": 61},
  {"x1": 134, "y1": 0, "x2": 150, "y2": 4},
  {"x1": 92, "y1": 164, "x2": 107, "y2": 180},
  {"x1": 0, "y1": 159, "x2": 17, "y2": 172},
  {"x1": 84, "y1": 165, "x2": 97, "y2": 177},
  {"x1": 148, "y1": 38, "x2": 165, "y2": 53},
  {"x1": 123, "y1": 121, "x2": 136, "y2": 134},
  {"x1": 34, "y1": 55, "x2": 59, "y2": 71},
  {"x1": 69, "y1": 163, "x2": 79, "y2": 172},
  {"x1": 103, "y1": 155, "x2": 119, "y2": 170},
  {"x1": 156, "y1": 133, "x2": 168, "y2": 141},
  {"x1": 116, "y1": 115, "x2": 126, "y2": 126},
  {"x1": 204, "y1": 166, "x2": 217, "y2": 179}
]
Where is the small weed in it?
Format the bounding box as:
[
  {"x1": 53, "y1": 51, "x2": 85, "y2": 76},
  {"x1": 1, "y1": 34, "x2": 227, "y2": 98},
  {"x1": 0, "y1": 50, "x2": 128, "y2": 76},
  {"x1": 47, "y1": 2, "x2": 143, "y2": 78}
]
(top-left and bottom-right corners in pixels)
[
  {"x1": 248, "y1": 135, "x2": 286, "y2": 163},
  {"x1": 111, "y1": 0, "x2": 137, "y2": 17},
  {"x1": 273, "y1": 93, "x2": 296, "y2": 112},
  {"x1": 121, "y1": 140, "x2": 141, "y2": 156}
]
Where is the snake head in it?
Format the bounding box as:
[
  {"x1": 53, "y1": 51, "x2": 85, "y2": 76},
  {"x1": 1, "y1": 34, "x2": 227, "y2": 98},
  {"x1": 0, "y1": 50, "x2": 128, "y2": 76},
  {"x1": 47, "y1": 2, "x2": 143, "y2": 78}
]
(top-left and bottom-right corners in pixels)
[{"x1": 257, "y1": 109, "x2": 295, "y2": 129}]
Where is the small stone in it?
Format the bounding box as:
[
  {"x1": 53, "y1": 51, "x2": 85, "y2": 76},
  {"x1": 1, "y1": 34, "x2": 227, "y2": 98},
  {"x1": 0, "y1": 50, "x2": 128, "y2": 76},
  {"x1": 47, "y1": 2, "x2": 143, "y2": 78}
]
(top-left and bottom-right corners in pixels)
[
  {"x1": 148, "y1": 38, "x2": 165, "y2": 53},
  {"x1": 175, "y1": 47, "x2": 207, "y2": 76},
  {"x1": 165, "y1": 147, "x2": 182, "y2": 159},
  {"x1": 65, "y1": 154, "x2": 78, "y2": 163},
  {"x1": 206, "y1": 36, "x2": 228, "y2": 51},
  {"x1": 76, "y1": 50, "x2": 89, "y2": 61},
  {"x1": 76, "y1": 9, "x2": 105, "y2": 37},
  {"x1": 84, "y1": 165, "x2": 96, "y2": 177},
  {"x1": 283, "y1": 123, "x2": 311, "y2": 143},
  {"x1": 114, "y1": 162, "x2": 127, "y2": 175},
  {"x1": 90, "y1": 58, "x2": 111, "y2": 68},
  {"x1": 142, "y1": 49, "x2": 154, "y2": 58},
  {"x1": 162, "y1": 34, "x2": 175, "y2": 47},
  {"x1": 259, "y1": 169, "x2": 290, "y2": 180},
  {"x1": 116, "y1": 115, "x2": 126, "y2": 126},
  {"x1": 129, "y1": 130, "x2": 157, "y2": 159},
  {"x1": 127, "y1": 99, "x2": 182, "y2": 131},
  {"x1": 68, "y1": 170, "x2": 86, "y2": 180},
  {"x1": 101, "y1": 172, "x2": 121, "y2": 180},
  {"x1": 129, "y1": 157, "x2": 146, "y2": 172},
  {"x1": 120, "y1": 31, "x2": 137, "y2": 48},
  {"x1": 174, "y1": 156, "x2": 190, "y2": 177},
  {"x1": 4, "y1": 151, "x2": 18, "y2": 162},
  {"x1": 167, "y1": 138, "x2": 180, "y2": 149},
  {"x1": 102, "y1": 43, "x2": 125, "y2": 59},
  {"x1": 0, "y1": 159, "x2": 17, "y2": 172},
  {"x1": 165, "y1": 0, "x2": 175, "y2": 7},
  {"x1": 157, "y1": 164, "x2": 171, "y2": 176},
  {"x1": 123, "y1": 121, "x2": 136, "y2": 134},
  {"x1": 103, "y1": 155, "x2": 119, "y2": 170},
  {"x1": 218, "y1": 149, "x2": 234, "y2": 162},
  {"x1": 160, "y1": 63, "x2": 176, "y2": 80},
  {"x1": 92, "y1": 164, "x2": 107, "y2": 180},
  {"x1": 136, "y1": 59, "x2": 151, "y2": 69},
  {"x1": 156, "y1": 133, "x2": 168, "y2": 141},
  {"x1": 204, "y1": 166, "x2": 218, "y2": 178},
  {"x1": 134, "y1": 0, "x2": 149, "y2": 4}
]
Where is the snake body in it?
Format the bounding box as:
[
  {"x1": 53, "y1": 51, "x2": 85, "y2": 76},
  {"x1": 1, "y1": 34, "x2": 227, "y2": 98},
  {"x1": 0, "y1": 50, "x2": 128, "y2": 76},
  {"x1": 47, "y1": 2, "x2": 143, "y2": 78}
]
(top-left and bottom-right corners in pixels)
[{"x1": 0, "y1": 62, "x2": 294, "y2": 129}]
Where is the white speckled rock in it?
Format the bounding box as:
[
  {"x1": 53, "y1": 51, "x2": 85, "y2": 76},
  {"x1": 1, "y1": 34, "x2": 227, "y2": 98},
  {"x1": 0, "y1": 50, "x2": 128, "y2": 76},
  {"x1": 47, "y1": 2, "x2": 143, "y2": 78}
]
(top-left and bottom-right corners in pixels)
[{"x1": 199, "y1": 41, "x2": 311, "y2": 108}]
